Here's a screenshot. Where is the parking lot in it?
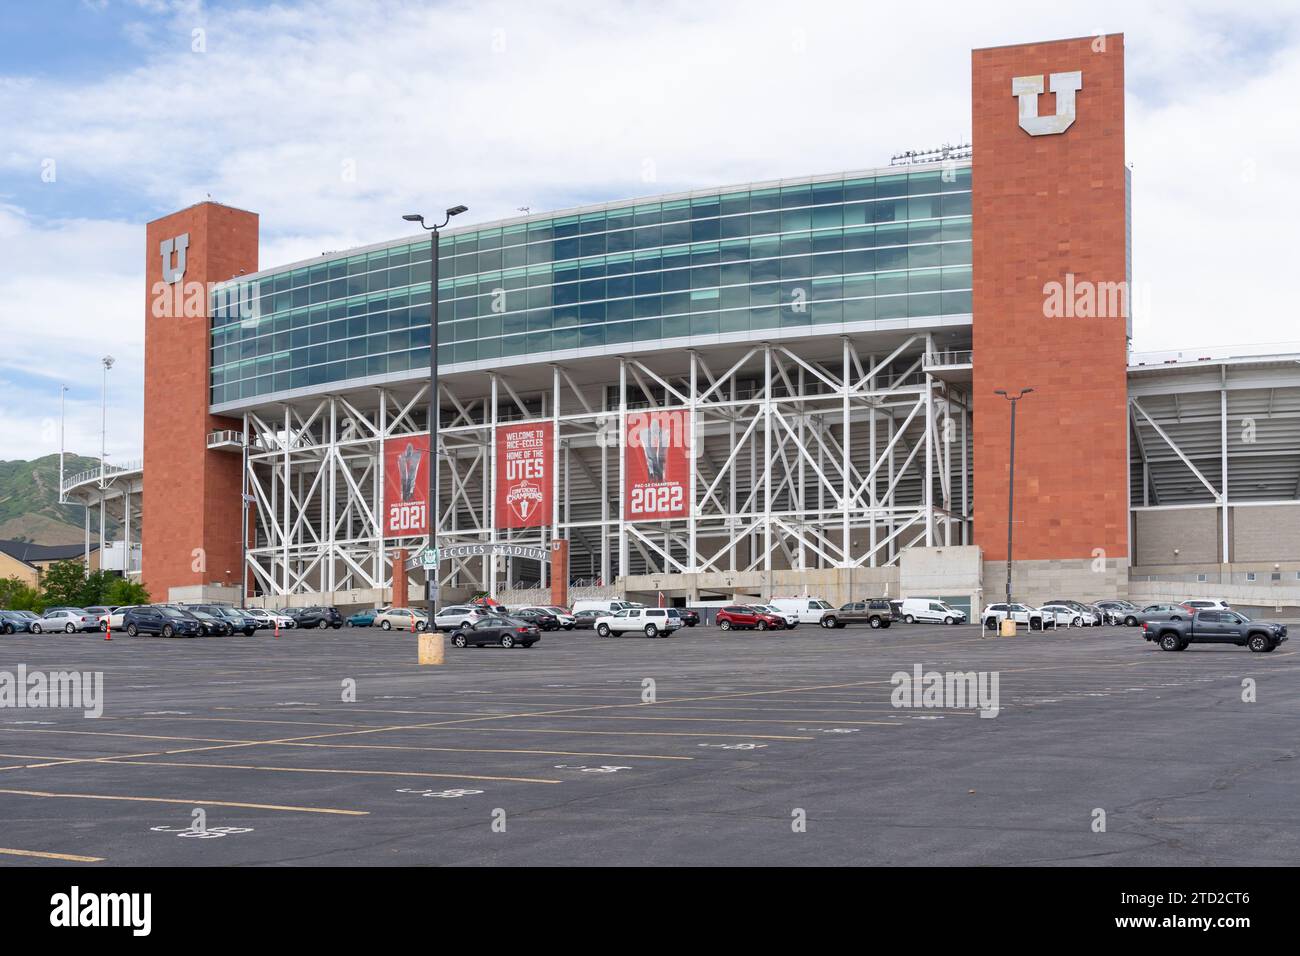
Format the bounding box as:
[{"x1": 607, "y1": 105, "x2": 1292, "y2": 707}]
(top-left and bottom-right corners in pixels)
[{"x1": 0, "y1": 622, "x2": 1295, "y2": 866}]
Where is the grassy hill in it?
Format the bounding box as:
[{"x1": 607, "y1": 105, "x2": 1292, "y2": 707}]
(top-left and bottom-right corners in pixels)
[{"x1": 0, "y1": 453, "x2": 120, "y2": 544}]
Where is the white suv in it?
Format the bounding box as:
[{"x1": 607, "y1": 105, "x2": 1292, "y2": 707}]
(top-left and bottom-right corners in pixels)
[
  {"x1": 434, "y1": 605, "x2": 489, "y2": 630},
  {"x1": 594, "y1": 607, "x2": 681, "y2": 639},
  {"x1": 1038, "y1": 604, "x2": 1085, "y2": 627},
  {"x1": 981, "y1": 603, "x2": 1050, "y2": 631}
]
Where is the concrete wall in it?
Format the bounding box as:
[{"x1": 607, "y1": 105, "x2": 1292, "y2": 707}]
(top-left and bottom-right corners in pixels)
[
  {"x1": 1233, "y1": 505, "x2": 1300, "y2": 562},
  {"x1": 901, "y1": 545, "x2": 982, "y2": 612},
  {"x1": 1133, "y1": 507, "x2": 1219, "y2": 566},
  {"x1": 982, "y1": 557, "x2": 1130, "y2": 608}
]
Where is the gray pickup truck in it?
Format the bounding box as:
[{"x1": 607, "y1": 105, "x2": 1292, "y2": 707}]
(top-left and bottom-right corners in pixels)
[{"x1": 1143, "y1": 609, "x2": 1288, "y2": 653}]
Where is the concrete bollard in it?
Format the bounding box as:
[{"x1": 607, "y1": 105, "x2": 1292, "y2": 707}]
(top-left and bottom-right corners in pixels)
[
  {"x1": 418, "y1": 631, "x2": 445, "y2": 665},
  {"x1": 1000, "y1": 619, "x2": 1017, "y2": 637}
]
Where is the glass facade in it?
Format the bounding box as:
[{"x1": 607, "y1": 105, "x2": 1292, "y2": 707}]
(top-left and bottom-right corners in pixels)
[{"x1": 210, "y1": 166, "x2": 972, "y2": 407}]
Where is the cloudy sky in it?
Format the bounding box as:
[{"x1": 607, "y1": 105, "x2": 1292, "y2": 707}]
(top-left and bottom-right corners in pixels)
[{"x1": 2, "y1": 0, "x2": 1298, "y2": 462}]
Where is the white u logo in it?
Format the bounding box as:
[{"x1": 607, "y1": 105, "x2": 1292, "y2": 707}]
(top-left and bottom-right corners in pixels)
[
  {"x1": 1011, "y1": 71, "x2": 1082, "y2": 136},
  {"x1": 160, "y1": 233, "x2": 190, "y2": 284}
]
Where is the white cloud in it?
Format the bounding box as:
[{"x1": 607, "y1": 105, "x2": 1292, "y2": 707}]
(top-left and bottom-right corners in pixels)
[{"x1": 1, "y1": 0, "x2": 1299, "y2": 459}]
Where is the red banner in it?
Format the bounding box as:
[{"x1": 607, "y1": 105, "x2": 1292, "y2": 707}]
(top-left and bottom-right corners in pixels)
[
  {"x1": 496, "y1": 422, "x2": 552, "y2": 529},
  {"x1": 383, "y1": 435, "x2": 429, "y2": 537},
  {"x1": 624, "y1": 409, "x2": 690, "y2": 521}
]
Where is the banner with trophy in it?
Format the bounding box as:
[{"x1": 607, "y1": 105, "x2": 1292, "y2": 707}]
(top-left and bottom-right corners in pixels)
[
  {"x1": 383, "y1": 434, "x2": 430, "y2": 537},
  {"x1": 624, "y1": 409, "x2": 690, "y2": 521},
  {"x1": 495, "y1": 421, "x2": 552, "y2": 529}
]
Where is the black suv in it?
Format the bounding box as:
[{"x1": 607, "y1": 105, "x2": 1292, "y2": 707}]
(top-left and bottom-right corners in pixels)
[
  {"x1": 295, "y1": 606, "x2": 343, "y2": 629},
  {"x1": 188, "y1": 604, "x2": 258, "y2": 636},
  {"x1": 123, "y1": 605, "x2": 203, "y2": 639},
  {"x1": 512, "y1": 607, "x2": 560, "y2": 630}
]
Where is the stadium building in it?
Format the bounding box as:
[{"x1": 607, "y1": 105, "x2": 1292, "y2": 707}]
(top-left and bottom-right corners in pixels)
[{"x1": 61, "y1": 33, "x2": 1297, "y2": 616}]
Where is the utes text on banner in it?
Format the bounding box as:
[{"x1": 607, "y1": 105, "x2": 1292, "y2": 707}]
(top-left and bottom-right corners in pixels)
[
  {"x1": 624, "y1": 410, "x2": 690, "y2": 521},
  {"x1": 496, "y1": 422, "x2": 552, "y2": 529},
  {"x1": 383, "y1": 435, "x2": 429, "y2": 537}
]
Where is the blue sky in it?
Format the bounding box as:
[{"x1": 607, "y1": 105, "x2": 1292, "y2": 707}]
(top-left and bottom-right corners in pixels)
[{"x1": 2, "y1": 0, "x2": 1300, "y2": 462}]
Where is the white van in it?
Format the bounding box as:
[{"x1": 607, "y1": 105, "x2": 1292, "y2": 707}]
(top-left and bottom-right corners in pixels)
[
  {"x1": 771, "y1": 597, "x2": 836, "y2": 626},
  {"x1": 896, "y1": 598, "x2": 967, "y2": 625},
  {"x1": 571, "y1": 598, "x2": 636, "y2": 616}
]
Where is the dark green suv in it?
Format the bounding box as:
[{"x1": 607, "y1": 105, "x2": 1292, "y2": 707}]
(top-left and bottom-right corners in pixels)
[{"x1": 834, "y1": 599, "x2": 897, "y2": 629}]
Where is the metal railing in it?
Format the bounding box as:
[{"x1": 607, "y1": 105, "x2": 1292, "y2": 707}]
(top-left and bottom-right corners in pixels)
[
  {"x1": 206, "y1": 429, "x2": 245, "y2": 448},
  {"x1": 923, "y1": 349, "x2": 973, "y2": 368},
  {"x1": 61, "y1": 458, "x2": 142, "y2": 496}
]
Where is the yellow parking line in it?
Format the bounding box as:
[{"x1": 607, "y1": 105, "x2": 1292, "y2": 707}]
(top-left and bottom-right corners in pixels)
[
  {"x1": 102, "y1": 758, "x2": 562, "y2": 785},
  {"x1": 0, "y1": 847, "x2": 103, "y2": 863},
  {"x1": 0, "y1": 788, "x2": 367, "y2": 815},
  {"x1": 444, "y1": 726, "x2": 815, "y2": 740},
  {"x1": 3, "y1": 728, "x2": 693, "y2": 761}
]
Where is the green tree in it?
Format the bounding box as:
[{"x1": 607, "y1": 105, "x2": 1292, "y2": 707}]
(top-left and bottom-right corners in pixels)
[
  {"x1": 0, "y1": 575, "x2": 41, "y2": 610},
  {"x1": 104, "y1": 577, "x2": 150, "y2": 607},
  {"x1": 39, "y1": 560, "x2": 98, "y2": 608}
]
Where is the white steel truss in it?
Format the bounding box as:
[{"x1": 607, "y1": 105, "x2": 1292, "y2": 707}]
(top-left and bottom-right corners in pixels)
[{"x1": 241, "y1": 334, "x2": 971, "y2": 598}]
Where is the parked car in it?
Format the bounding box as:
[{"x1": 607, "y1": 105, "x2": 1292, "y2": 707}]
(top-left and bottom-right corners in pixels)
[
  {"x1": 449, "y1": 616, "x2": 541, "y2": 648},
  {"x1": 123, "y1": 605, "x2": 202, "y2": 638},
  {"x1": 751, "y1": 604, "x2": 797, "y2": 628},
  {"x1": 346, "y1": 609, "x2": 377, "y2": 627},
  {"x1": 836, "y1": 599, "x2": 896, "y2": 629},
  {"x1": 1181, "y1": 599, "x2": 1232, "y2": 612},
  {"x1": 295, "y1": 606, "x2": 343, "y2": 629},
  {"x1": 1136, "y1": 603, "x2": 1193, "y2": 624},
  {"x1": 572, "y1": 609, "x2": 603, "y2": 630},
  {"x1": 536, "y1": 606, "x2": 577, "y2": 629},
  {"x1": 1096, "y1": 600, "x2": 1141, "y2": 626},
  {"x1": 0, "y1": 610, "x2": 34, "y2": 633},
  {"x1": 185, "y1": 604, "x2": 258, "y2": 636},
  {"x1": 434, "y1": 605, "x2": 491, "y2": 631},
  {"x1": 98, "y1": 606, "x2": 139, "y2": 631},
  {"x1": 770, "y1": 597, "x2": 837, "y2": 627},
  {"x1": 981, "y1": 603, "x2": 1050, "y2": 630},
  {"x1": 83, "y1": 605, "x2": 114, "y2": 622},
  {"x1": 1039, "y1": 603, "x2": 1087, "y2": 627},
  {"x1": 595, "y1": 607, "x2": 681, "y2": 638},
  {"x1": 1043, "y1": 599, "x2": 1101, "y2": 625},
  {"x1": 375, "y1": 607, "x2": 427, "y2": 631},
  {"x1": 30, "y1": 608, "x2": 100, "y2": 634},
  {"x1": 182, "y1": 608, "x2": 232, "y2": 636},
  {"x1": 513, "y1": 607, "x2": 561, "y2": 631},
  {"x1": 675, "y1": 608, "x2": 700, "y2": 627},
  {"x1": 246, "y1": 607, "x2": 295, "y2": 630},
  {"x1": 1143, "y1": 609, "x2": 1287, "y2": 653},
  {"x1": 714, "y1": 605, "x2": 784, "y2": 632},
  {"x1": 571, "y1": 599, "x2": 637, "y2": 616},
  {"x1": 894, "y1": 598, "x2": 967, "y2": 625}
]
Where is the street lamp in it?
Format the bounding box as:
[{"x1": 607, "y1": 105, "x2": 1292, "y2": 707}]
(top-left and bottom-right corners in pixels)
[
  {"x1": 994, "y1": 388, "x2": 1033, "y2": 607},
  {"x1": 402, "y1": 205, "x2": 468, "y2": 618},
  {"x1": 100, "y1": 356, "x2": 114, "y2": 490}
]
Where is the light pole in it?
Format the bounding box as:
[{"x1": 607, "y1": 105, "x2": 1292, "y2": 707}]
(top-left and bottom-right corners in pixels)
[
  {"x1": 994, "y1": 388, "x2": 1033, "y2": 607},
  {"x1": 402, "y1": 205, "x2": 468, "y2": 620},
  {"x1": 100, "y1": 356, "x2": 114, "y2": 489},
  {"x1": 58, "y1": 384, "x2": 69, "y2": 504}
]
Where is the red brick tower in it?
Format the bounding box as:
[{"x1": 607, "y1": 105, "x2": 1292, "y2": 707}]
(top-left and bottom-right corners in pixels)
[
  {"x1": 971, "y1": 35, "x2": 1130, "y2": 590},
  {"x1": 142, "y1": 203, "x2": 259, "y2": 600}
]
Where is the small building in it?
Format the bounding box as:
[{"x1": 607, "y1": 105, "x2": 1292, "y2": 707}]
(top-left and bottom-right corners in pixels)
[{"x1": 0, "y1": 539, "x2": 102, "y2": 588}]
